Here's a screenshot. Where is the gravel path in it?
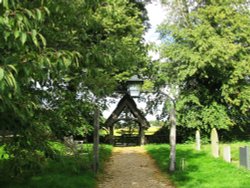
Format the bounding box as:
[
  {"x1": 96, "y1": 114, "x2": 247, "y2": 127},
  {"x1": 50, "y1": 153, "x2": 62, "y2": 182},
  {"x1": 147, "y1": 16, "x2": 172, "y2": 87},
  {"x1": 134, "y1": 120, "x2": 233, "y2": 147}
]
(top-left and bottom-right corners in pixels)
[{"x1": 98, "y1": 147, "x2": 175, "y2": 188}]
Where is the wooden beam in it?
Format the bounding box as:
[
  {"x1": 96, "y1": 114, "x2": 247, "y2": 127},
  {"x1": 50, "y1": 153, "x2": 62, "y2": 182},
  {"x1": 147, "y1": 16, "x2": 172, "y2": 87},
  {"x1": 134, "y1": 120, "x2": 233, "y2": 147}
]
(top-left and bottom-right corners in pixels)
[{"x1": 105, "y1": 94, "x2": 150, "y2": 129}]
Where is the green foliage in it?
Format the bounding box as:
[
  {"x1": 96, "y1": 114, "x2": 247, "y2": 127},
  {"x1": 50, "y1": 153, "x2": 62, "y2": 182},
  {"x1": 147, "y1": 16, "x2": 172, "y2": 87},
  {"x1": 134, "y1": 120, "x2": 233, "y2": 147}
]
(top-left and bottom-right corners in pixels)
[
  {"x1": 157, "y1": 0, "x2": 250, "y2": 130},
  {"x1": 0, "y1": 0, "x2": 148, "y2": 180},
  {"x1": 146, "y1": 144, "x2": 250, "y2": 188},
  {"x1": 0, "y1": 144, "x2": 113, "y2": 188}
]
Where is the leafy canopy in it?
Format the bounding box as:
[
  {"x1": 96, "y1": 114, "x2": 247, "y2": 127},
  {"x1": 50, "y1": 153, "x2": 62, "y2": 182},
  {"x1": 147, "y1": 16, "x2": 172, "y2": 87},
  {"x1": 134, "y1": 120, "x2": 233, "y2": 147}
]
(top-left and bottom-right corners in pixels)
[{"x1": 157, "y1": 0, "x2": 250, "y2": 130}]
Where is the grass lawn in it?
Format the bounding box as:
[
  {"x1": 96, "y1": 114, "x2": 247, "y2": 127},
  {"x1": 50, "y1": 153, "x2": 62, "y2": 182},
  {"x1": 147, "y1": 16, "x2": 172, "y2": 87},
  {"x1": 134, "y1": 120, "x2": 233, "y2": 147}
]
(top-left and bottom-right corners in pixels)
[
  {"x1": 146, "y1": 144, "x2": 250, "y2": 188},
  {"x1": 0, "y1": 143, "x2": 113, "y2": 188}
]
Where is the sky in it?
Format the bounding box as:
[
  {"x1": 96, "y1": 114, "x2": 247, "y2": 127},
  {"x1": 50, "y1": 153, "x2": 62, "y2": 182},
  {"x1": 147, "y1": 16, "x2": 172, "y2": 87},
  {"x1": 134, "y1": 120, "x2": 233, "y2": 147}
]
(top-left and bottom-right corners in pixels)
[
  {"x1": 144, "y1": 0, "x2": 167, "y2": 44},
  {"x1": 102, "y1": 0, "x2": 167, "y2": 121}
]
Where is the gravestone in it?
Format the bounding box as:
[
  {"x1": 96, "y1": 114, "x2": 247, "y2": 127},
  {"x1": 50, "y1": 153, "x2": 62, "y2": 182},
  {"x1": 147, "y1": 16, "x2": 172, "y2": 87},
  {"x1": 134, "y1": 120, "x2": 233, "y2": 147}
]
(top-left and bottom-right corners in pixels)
[
  {"x1": 223, "y1": 145, "x2": 231, "y2": 163},
  {"x1": 240, "y1": 146, "x2": 250, "y2": 169},
  {"x1": 211, "y1": 128, "x2": 219, "y2": 158},
  {"x1": 196, "y1": 130, "x2": 201, "y2": 151},
  {"x1": 64, "y1": 135, "x2": 77, "y2": 154}
]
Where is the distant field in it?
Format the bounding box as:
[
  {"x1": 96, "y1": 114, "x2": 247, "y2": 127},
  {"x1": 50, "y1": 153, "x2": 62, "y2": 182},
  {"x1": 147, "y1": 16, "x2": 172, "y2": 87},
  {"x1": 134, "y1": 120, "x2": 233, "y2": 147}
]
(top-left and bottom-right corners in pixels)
[
  {"x1": 146, "y1": 143, "x2": 250, "y2": 188},
  {"x1": 109, "y1": 125, "x2": 161, "y2": 136}
]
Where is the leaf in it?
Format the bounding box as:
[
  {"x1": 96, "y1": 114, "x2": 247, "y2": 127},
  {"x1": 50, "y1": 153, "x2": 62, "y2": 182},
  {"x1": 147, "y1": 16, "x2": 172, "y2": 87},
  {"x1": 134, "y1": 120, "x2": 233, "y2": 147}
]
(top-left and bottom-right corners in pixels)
[
  {"x1": 8, "y1": 73, "x2": 17, "y2": 90},
  {"x1": 4, "y1": 32, "x2": 10, "y2": 41},
  {"x1": 14, "y1": 30, "x2": 20, "y2": 39},
  {"x1": 24, "y1": 8, "x2": 33, "y2": 18},
  {"x1": 20, "y1": 32, "x2": 27, "y2": 45},
  {"x1": 3, "y1": 0, "x2": 8, "y2": 9},
  {"x1": 62, "y1": 57, "x2": 71, "y2": 68},
  {"x1": 7, "y1": 65, "x2": 17, "y2": 74},
  {"x1": 31, "y1": 30, "x2": 39, "y2": 47},
  {"x1": 36, "y1": 9, "x2": 42, "y2": 20},
  {"x1": 38, "y1": 33, "x2": 46, "y2": 47},
  {"x1": 0, "y1": 68, "x2": 4, "y2": 81},
  {"x1": 43, "y1": 7, "x2": 50, "y2": 15}
]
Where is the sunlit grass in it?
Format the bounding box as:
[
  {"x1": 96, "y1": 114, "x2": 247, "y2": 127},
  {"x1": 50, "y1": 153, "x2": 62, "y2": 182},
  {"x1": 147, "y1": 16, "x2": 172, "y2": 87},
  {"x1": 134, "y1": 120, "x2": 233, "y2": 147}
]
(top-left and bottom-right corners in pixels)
[
  {"x1": 100, "y1": 124, "x2": 162, "y2": 136},
  {"x1": 112, "y1": 125, "x2": 161, "y2": 136},
  {"x1": 146, "y1": 144, "x2": 250, "y2": 188},
  {"x1": 145, "y1": 126, "x2": 161, "y2": 135}
]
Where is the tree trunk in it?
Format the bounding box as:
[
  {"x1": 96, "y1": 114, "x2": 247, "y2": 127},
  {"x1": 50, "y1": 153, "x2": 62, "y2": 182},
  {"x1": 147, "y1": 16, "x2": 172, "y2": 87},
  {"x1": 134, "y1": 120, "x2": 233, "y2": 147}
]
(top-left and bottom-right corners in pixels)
[
  {"x1": 109, "y1": 126, "x2": 114, "y2": 145},
  {"x1": 169, "y1": 103, "x2": 176, "y2": 172},
  {"x1": 93, "y1": 107, "x2": 100, "y2": 174}
]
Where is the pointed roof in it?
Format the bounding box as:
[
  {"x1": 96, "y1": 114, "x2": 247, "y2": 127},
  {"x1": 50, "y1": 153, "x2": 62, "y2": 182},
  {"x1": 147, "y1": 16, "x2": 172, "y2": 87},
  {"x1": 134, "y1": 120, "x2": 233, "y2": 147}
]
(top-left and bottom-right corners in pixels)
[{"x1": 105, "y1": 94, "x2": 150, "y2": 128}]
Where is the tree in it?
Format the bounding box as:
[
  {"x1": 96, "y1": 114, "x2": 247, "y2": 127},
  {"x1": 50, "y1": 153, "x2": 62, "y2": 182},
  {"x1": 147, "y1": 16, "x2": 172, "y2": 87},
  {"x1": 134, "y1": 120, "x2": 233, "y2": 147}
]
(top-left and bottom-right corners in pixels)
[
  {"x1": 158, "y1": 0, "x2": 250, "y2": 131},
  {"x1": 0, "y1": 0, "x2": 149, "y2": 179}
]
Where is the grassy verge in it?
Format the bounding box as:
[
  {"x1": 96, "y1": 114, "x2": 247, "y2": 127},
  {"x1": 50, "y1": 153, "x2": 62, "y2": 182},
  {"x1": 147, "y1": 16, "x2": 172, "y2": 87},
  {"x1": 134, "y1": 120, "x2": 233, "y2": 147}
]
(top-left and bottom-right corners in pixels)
[
  {"x1": 146, "y1": 144, "x2": 250, "y2": 188},
  {"x1": 1, "y1": 143, "x2": 113, "y2": 188}
]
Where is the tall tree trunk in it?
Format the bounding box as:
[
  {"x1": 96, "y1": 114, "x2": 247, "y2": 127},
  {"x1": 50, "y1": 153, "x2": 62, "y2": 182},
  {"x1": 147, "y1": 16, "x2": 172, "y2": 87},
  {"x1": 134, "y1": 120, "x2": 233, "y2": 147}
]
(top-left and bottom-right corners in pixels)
[
  {"x1": 93, "y1": 106, "x2": 100, "y2": 174},
  {"x1": 109, "y1": 126, "x2": 114, "y2": 145},
  {"x1": 169, "y1": 102, "x2": 176, "y2": 172}
]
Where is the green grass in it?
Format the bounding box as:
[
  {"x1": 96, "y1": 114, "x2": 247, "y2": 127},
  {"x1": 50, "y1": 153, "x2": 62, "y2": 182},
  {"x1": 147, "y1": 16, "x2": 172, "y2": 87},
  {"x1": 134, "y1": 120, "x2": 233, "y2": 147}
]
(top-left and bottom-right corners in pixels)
[
  {"x1": 0, "y1": 143, "x2": 113, "y2": 188},
  {"x1": 146, "y1": 144, "x2": 250, "y2": 188}
]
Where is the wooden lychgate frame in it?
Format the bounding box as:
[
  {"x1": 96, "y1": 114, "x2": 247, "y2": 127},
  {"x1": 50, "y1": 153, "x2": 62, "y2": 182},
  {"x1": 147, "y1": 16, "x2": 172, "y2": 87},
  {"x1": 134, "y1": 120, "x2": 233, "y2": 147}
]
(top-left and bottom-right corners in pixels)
[{"x1": 105, "y1": 94, "x2": 150, "y2": 145}]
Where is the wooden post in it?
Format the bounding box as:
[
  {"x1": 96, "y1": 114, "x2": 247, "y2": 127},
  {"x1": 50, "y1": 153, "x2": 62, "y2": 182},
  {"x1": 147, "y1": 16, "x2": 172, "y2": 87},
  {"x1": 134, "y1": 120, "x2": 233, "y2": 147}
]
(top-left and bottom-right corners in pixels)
[
  {"x1": 93, "y1": 106, "x2": 100, "y2": 174},
  {"x1": 169, "y1": 103, "x2": 176, "y2": 172},
  {"x1": 139, "y1": 126, "x2": 145, "y2": 146}
]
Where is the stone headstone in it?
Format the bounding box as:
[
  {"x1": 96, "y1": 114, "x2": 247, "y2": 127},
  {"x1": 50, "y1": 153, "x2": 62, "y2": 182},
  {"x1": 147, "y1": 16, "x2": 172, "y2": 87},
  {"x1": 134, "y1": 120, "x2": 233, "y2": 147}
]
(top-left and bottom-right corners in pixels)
[
  {"x1": 195, "y1": 130, "x2": 201, "y2": 151},
  {"x1": 64, "y1": 135, "x2": 74, "y2": 146},
  {"x1": 64, "y1": 135, "x2": 77, "y2": 154},
  {"x1": 240, "y1": 146, "x2": 250, "y2": 169},
  {"x1": 211, "y1": 128, "x2": 219, "y2": 158},
  {"x1": 223, "y1": 145, "x2": 231, "y2": 163}
]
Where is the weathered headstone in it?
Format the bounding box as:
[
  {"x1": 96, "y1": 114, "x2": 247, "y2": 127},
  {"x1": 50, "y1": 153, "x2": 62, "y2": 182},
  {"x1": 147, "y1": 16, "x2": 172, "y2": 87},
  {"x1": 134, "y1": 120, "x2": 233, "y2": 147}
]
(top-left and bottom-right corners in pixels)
[
  {"x1": 64, "y1": 135, "x2": 74, "y2": 146},
  {"x1": 64, "y1": 135, "x2": 77, "y2": 154},
  {"x1": 223, "y1": 145, "x2": 231, "y2": 163},
  {"x1": 240, "y1": 146, "x2": 250, "y2": 169},
  {"x1": 211, "y1": 128, "x2": 219, "y2": 158},
  {"x1": 196, "y1": 130, "x2": 201, "y2": 151}
]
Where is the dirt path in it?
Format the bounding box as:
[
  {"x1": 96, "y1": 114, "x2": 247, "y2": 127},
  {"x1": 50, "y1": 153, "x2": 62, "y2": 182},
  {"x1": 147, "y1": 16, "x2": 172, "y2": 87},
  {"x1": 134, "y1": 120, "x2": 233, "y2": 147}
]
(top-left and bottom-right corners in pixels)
[{"x1": 98, "y1": 147, "x2": 175, "y2": 188}]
